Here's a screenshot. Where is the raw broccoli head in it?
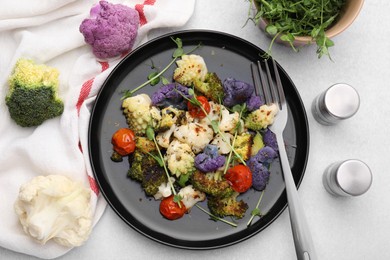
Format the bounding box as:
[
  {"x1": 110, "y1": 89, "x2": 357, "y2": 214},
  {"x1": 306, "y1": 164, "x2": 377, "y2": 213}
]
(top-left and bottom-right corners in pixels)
[
  {"x1": 207, "y1": 192, "x2": 248, "y2": 219},
  {"x1": 193, "y1": 72, "x2": 225, "y2": 103},
  {"x1": 79, "y1": 1, "x2": 139, "y2": 59},
  {"x1": 191, "y1": 170, "x2": 234, "y2": 198},
  {"x1": 5, "y1": 59, "x2": 64, "y2": 127}
]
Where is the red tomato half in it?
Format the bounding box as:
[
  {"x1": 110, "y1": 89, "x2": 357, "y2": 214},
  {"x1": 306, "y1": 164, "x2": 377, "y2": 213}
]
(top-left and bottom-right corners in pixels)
[
  {"x1": 160, "y1": 195, "x2": 187, "y2": 220},
  {"x1": 225, "y1": 165, "x2": 253, "y2": 193},
  {"x1": 188, "y1": 96, "x2": 211, "y2": 119},
  {"x1": 111, "y1": 128, "x2": 136, "y2": 156}
]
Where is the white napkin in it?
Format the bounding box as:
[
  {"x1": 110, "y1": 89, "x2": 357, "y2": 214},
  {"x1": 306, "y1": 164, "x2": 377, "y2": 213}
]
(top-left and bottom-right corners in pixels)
[{"x1": 0, "y1": 0, "x2": 195, "y2": 258}]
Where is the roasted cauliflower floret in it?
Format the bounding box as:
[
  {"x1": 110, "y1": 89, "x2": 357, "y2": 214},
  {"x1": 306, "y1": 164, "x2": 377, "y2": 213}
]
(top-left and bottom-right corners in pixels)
[
  {"x1": 165, "y1": 139, "x2": 195, "y2": 178},
  {"x1": 122, "y1": 94, "x2": 152, "y2": 135},
  {"x1": 219, "y1": 106, "x2": 240, "y2": 132},
  {"x1": 173, "y1": 54, "x2": 208, "y2": 86},
  {"x1": 245, "y1": 104, "x2": 278, "y2": 131},
  {"x1": 174, "y1": 122, "x2": 214, "y2": 154}
]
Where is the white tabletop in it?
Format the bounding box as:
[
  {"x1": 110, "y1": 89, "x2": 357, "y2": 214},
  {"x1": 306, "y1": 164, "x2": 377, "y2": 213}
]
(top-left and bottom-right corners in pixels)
[{"x1": 1, "y1": 0, "x2": 389, "y2": 259}]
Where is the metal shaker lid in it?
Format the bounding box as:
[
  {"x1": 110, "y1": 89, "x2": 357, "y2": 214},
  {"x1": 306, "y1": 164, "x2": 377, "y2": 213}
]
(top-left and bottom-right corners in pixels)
[
  {"x1": 324, "y1": 83, "x2": 360, "y2": 120},
  {"x1": 336, "y1": 159, "x2": 372, "y2": 196}
]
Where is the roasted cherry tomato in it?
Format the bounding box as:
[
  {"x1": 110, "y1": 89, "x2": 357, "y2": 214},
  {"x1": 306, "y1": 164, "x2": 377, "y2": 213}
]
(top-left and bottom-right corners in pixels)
[
  {"x1": 159, "y1": 195, "x2": 187, "y2": 220},
  {"x1": 187, "y1": 96, "x2": 211, "y2": 119},
  {"x1": 224, "y1": 165, "x2": 253, "y2": 193},
  {"x1": 111, "y1": 128, "x2": 136, "y2": 156}
]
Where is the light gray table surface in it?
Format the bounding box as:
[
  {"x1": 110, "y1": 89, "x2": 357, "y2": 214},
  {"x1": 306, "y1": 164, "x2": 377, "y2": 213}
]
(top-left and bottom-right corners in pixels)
[{"x1": 1, "y1": 0, "x2": 389, "y2": 259}]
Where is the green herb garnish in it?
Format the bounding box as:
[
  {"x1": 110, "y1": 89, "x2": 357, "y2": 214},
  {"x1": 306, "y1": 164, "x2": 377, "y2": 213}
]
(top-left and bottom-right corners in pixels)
[
  {"x1": 251, "y1": 0, "x2": 345, "y2": 59},
  {"x1": 122, "y1": 38, "x2": 201, "y2": 99}
]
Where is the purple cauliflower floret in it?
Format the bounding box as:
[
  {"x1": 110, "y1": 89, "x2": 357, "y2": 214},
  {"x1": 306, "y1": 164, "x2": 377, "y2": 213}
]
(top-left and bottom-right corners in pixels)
[
  {"x1": 250, "y1": 162, "x2": 270, "y2": 191},
  {"x1": 246, "y1": 95, "x2": 264, "y2": 112},
  {"x1": 247, "y1": 146, "x2": 278, "y2": 191},
  {"x1": 263, "y1": 128, "x2": 278, "y2": 151},
  {"x1": 151, "y1": 83, "x2": 191, "y2": 110},
  {"x1": 79, "y1": 1, "x2": 140, "y2": 59},
  {"x1": 195, "y1": 145, "x2": 226, "y2": 173},
  {"x1": 223, "y1": 77, "x2": 255, "y2": 107}
]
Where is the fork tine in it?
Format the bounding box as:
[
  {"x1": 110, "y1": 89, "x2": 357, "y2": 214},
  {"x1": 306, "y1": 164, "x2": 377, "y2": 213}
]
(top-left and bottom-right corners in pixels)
[
  {"x1": 250, "y1": 62, "x2": 261, "y2": 96},
  {"x1": 264, "y1": 59, "x2": 279, "y2": 106},
  {"x1": 272, "y1": 58, "x2": 285, "y2": 109}
]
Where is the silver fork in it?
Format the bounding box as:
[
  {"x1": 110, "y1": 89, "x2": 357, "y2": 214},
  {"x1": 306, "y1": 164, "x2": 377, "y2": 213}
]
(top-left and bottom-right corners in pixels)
[{"x1": 251, "y1": 59, "x2": 317, "y2": 260}]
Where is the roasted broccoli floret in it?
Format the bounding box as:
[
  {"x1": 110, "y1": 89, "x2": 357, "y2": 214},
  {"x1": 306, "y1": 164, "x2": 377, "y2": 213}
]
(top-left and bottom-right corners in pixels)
[
  {"x1": 5, "y1": 59, "x2": 64, "y2": 127},
  {"x1": 233, "y1": 132, "x2": 253, "y2": 161},
  {"x1": 245, "y1": 104, "x2": 278, "y2": 131},
  {"x1": 207, "y1": 192, "x2": 248, "y2": 219},
  {"x1": 158, "y1": 106, "x2": 187, "y2": 132},
  {"x1": 127, "y1": 137, "x2": 167, "y2": 196},
  {"x1": 191, "y1": 171, "x2": 234, "y2": 198},
  {"x1": 193, "y1": 72, "x2": 225, "y2": 103}
]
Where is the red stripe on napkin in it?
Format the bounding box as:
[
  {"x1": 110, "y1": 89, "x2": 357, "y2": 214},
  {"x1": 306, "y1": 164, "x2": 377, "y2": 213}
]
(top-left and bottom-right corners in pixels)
[
  {"x1": 135, "y1": 0, "x2": 156, "y2": 26},
  {"x1": 88, "y1": 175, "x2": 100, "y2": 196},
  {"x1": 76, "y1": 78, "x2": 94, "y2": 115}
]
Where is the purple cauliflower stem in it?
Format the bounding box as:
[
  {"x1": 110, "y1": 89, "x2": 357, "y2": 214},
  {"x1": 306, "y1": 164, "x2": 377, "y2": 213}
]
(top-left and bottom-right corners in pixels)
[
  {"x1": 151, "y1": 83, "x2": 191, "y2": 110},
  {"x1": 246, "y1": 95, "x2": 264, "y2": 112},
  {"x1": 247, "y1": 146, "x2": 278, "y2": 191},
  {"x1": 223, "y1": 77, "x2": 255, "y2": 107},
  {"x1": 195, "y1": 145, "x2": 226, "y2": 173},
  {"x1": 79, "y1": 1, "x2": 140, "y2": 59}
]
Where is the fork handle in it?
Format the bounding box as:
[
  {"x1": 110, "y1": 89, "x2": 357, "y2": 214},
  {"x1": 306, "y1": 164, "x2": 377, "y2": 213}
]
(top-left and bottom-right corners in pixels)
[{"x1": 275, "y1": 132, "x2": 317, "y2": 260}]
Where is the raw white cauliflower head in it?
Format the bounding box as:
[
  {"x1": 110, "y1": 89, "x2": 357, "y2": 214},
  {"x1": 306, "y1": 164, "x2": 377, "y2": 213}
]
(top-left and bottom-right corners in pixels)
[
  {"x1": 173, "y1": 54, "x2": 208, "y2": 86},
  {"x1": 14, "y1": 175, "x2": 92, "y2": 247},
  {"x1": 122, "y1": 94, "x2": 152, "y2": 135}
]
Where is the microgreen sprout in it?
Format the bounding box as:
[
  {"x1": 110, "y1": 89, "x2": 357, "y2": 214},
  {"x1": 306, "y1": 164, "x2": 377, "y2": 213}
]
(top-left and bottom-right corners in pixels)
[
  {"x1": 146, "y1": 126, "x2": 182, "y2": 207},
  {"x1": 122, "y1": 38, "x2": 201, "y2": 99},
  {"x1": 247, "y1": 190, "x2": 265, "y2": 226},
  {"x1": 195, "y1": 205, "x2": 237, "y2": 227}
]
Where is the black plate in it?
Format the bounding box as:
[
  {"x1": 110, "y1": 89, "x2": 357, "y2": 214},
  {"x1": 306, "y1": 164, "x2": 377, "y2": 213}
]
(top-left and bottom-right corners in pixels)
[{"x1": 89, "y1": 30, "x2": 309, "y2": 249}]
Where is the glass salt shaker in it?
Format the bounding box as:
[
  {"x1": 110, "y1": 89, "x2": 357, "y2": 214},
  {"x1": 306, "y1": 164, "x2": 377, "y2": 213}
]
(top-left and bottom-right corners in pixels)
[
  {"x1": 322, "y1": 159, "x2": 373, "y2": 197},
  {"x1": 312, "y1": 83, "x2": 360, "y2": 125}
]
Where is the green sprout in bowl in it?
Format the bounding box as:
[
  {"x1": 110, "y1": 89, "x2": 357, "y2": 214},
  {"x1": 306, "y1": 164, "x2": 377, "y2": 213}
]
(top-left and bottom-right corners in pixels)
[{"x1": 250, "y1": 0, "x2": 345, "y2": 59}]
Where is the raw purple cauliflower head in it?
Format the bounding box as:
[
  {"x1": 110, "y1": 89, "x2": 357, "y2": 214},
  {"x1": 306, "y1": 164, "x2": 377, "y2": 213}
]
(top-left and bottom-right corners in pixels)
[
  {"x1": 151, "y1": 83, "x2": 191, "y2": 110},
  {"x1": 246, "y1": 95, "x2": 264, "y2": 112},
  {"x1": 79, "y1": 1, "x2": 140, "y2": 59},
  {"x1": 195, "y1": 145, "x2": 226, "y2": 173},
  {"x1": 223, "y1": 77, "x2": 254, "y2": 107}
]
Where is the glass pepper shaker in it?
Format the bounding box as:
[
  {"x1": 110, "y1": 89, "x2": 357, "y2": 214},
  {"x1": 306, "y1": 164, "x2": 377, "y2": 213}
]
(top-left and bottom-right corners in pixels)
[{"x1": 312, "y1": 83, "x2": 360, "y2": 125}]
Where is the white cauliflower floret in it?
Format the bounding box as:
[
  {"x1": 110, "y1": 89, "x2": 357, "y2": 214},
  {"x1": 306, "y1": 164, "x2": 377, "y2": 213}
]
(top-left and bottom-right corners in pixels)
[
  {"x1": 122, "y1": 94, "x2": 152, "y2": 135},
  {"x1": 153, "y1": 177, "x2": 175, "y2": 200},
  {"x1": 245, "y1": 104, "x2": 278, "y2": 130},
  {"x1": 14, "y1": 175, "x2": 92, "y2": 247},
  {"x1": 178, "y1": 185, "x2": 206, "y2": 210},
  {"x1": 166, "y1": 139, "x2": 195, "y2": 178},
  {"x1": 199, "y1": 101, "x2": 221, "y2": 126},
  {"x1": 156, "y1": 124, "x2": 176, "y2": 149},
  {"x1": 173, "y1": 54, "x2": 208, "y2": 86},
  {"x1": 174, "y1": 122, "x2": 214, "y2": 154},
  {"x1": 150, "y1": 106, "x2": 162, "y2": 129},
  {"x1": 210, "y1": 132, "x2": 233, "y2": 154},
  {"x1": 219, "y1": 105, "x2": 240, "y2": 132}
]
